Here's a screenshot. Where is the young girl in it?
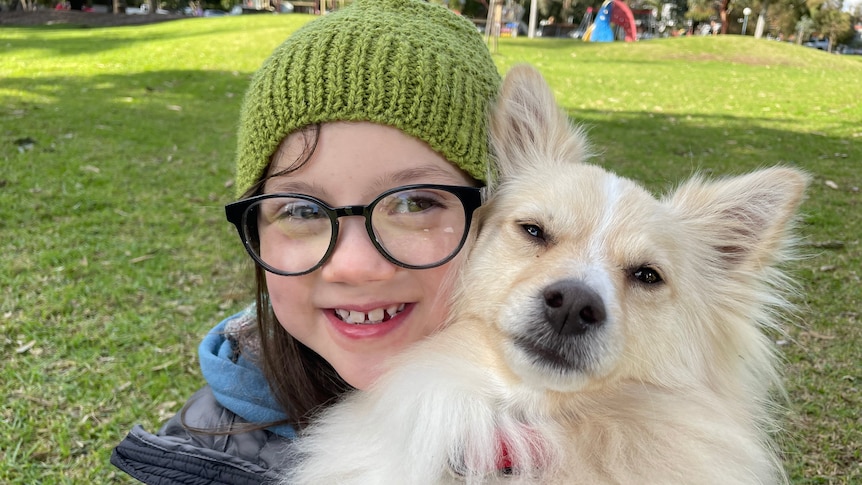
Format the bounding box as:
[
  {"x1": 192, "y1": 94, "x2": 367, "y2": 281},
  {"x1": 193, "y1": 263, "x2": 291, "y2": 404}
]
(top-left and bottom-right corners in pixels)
[{"x1": 112, "y1": 0, "x2": 501, "y2": 482}]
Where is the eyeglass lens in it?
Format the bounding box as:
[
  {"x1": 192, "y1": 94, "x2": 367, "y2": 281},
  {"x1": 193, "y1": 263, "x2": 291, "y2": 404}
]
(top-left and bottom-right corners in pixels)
[{"x1": 245, "y1": 187, "x2": 469, "y2": 274}]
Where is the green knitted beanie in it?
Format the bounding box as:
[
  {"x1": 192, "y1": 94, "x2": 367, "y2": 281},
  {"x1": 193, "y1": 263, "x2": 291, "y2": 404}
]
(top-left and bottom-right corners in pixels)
[{"x1": 234, "y1": 0, "x2": 501, "y2": 197}]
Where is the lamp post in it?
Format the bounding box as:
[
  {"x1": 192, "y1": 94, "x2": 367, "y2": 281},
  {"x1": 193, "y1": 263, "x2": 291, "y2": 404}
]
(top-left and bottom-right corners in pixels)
[{"x1": 742, "y1": 8, "x2": 752, "y2": 35}]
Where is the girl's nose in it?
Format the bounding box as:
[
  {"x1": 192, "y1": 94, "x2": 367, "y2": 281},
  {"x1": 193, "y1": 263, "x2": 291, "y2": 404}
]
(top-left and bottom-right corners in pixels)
[{"x1": 320, "y1": 217, "x2": 397, "y2": 284}]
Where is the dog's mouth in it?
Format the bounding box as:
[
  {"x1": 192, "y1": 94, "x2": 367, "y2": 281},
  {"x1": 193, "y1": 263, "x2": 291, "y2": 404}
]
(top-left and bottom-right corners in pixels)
[{"x1": 513, "y1": 335, "x2": 577, "y2": 371}]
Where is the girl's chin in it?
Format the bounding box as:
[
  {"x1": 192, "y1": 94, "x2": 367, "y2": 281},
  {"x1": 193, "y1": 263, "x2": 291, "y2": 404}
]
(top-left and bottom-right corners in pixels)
[{"x1": 336, "y1": 363, "x2": 386, "y2": 390}]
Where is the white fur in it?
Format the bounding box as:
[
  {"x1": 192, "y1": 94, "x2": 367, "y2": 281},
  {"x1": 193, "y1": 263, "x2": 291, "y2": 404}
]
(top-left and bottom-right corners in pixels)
[{"x1": 282, "y1": 65, "x2": 808, "y2": 485}]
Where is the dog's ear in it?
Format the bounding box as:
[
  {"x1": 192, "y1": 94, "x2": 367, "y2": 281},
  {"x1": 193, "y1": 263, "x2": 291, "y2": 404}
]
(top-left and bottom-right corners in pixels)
[
  {"x1": 668, "y1": 167, "x2": 808, "y2": 270},
  {"x1": 488, "y1": 64, "x2": 589, "y2": 186}
]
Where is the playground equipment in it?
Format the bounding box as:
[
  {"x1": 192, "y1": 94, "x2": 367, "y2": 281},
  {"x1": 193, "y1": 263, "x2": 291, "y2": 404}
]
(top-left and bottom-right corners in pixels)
[
  {"x1": 583, "y1": 0, "x2": 637, "y2": 42},
  {"x1": 570, "y1": 7, "x2": 594, "y2": 39}
]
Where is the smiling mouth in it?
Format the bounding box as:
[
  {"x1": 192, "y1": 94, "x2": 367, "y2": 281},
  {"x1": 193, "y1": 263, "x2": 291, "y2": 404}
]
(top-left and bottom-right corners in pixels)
[{"x1": 334, "y1": 304, "x2": 407, "y2": 325}]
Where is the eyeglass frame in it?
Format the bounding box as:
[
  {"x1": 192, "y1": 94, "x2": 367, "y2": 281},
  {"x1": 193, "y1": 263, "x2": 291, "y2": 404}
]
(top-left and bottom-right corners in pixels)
[{"x1": 225, "y1": 183, "x2": 483, "y2": 276}]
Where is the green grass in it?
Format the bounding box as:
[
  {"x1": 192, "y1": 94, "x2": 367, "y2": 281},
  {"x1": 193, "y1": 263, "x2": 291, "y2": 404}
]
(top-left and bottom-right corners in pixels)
[{"x1": 1, "y1": 17, "x2": 859, "y2": 483}]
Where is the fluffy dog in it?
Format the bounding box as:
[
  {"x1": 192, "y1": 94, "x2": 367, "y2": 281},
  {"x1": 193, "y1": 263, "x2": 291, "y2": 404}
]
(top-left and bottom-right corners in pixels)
[{"x1": 283, "y1": 65, "x2": 808, "y2": 484}]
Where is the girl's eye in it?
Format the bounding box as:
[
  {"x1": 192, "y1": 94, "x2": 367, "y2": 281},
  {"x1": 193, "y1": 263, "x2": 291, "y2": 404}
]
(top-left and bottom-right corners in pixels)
[
  {"x1": 401, "y1": 197, "x2": 439, "y2": 213},
  {"x1": 521, "y1": 224, "x2": 544, "y2": 240},
  {"x1": 276, "y1": 202, "x2": 324, "y2": 221},
  {"x1": 256, "y1": 196, "x2": 330, "y2": 232},
  {"x1": 387, "y1": 194, "x2": 444, "y2": 214},
  {"x1": 633, "y1": 267, "x2": 663, "y2": 285}
]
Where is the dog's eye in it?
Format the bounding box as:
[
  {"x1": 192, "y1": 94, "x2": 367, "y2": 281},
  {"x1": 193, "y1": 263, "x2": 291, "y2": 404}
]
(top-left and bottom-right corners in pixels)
[
  {"x1": 521, "y1": 224, "x2": 545, "y2": 240},
  {"x1": 633, "y1": 267, "x2": 663, "y2": 285}
]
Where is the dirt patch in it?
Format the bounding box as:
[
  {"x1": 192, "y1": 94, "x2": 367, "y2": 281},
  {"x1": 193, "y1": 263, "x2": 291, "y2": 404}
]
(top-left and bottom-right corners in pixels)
[
  {"x1": 661, "y1": 52, "x2": 804, "y2": 68},
  {"x1": 0, "y1": 10, "x2": 185, "y2": 27}
]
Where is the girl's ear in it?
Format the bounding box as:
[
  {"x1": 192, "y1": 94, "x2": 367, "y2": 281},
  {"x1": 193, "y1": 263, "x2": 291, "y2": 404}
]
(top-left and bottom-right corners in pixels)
[{"x1": 488, "y1": 64, "x2": 590, "y2": 187}]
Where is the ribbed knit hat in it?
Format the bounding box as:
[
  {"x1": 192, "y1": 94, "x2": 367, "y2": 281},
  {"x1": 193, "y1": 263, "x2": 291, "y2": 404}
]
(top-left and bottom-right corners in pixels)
[{"x1": 234, "y1": 0, "x2": 501, "y2": 197}]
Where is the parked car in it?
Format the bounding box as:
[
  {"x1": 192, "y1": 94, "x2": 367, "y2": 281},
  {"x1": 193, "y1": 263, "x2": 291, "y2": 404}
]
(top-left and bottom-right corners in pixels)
[
  {"x1": 203, "y1": 8, "x2": 227, "y2": 16},
  {"x1": 803, "y1": 38, "x2": 830, "y2": 50},
  {"x1": 126, "y1": 4, "x2": 168, "y2": 14},
  {"x1": 229, "y1": 3, "x2": 293, "y2": 14},
  {"x1": 836, "y1": 44, "x2": 862, "y2": 55}
]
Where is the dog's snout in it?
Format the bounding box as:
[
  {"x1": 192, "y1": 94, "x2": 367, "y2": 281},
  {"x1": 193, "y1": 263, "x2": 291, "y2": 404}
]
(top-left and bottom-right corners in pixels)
[{"x1": 543, "y1": 279, "x2": 606, "y2": 335}]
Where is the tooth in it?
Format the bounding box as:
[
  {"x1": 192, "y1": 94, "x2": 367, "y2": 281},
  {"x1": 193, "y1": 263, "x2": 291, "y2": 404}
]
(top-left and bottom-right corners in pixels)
[
  {"x1": 335, "y1": 309, "x2": 349, "y2": 321},
  {"x1": 367, "y1": 308, "x2": 384, "y2": 323},
  {"x1": 385, "y1": 305, "x2": 399, "y2": 319},
  {"x1": 348, "y1": 310, "x2": 366, "y2": 324}
]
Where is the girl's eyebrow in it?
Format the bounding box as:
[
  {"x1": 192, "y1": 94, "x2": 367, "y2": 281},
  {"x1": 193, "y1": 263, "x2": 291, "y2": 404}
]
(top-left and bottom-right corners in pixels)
[
  {"x1": 264, "y1": 179, "x2": 321, "y2": 195},
  {"x1": 377, "y1": 165, "x2": 469, "y2": 187},
  {"x1": 263, "y1": 164, "x2": 468, "y2": 200}
]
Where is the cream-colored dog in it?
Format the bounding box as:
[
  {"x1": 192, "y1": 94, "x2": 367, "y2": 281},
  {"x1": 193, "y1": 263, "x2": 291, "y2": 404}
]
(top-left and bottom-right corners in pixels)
[{"x1": 283, "y1": 65, "x2": 807, "y2": 484}]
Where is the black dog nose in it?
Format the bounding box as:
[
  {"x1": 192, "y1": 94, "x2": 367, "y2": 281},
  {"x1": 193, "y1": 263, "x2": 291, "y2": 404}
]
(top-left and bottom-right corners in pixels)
[{"x1": 543, "y1": 279, "x2": 606, "y2": 335}]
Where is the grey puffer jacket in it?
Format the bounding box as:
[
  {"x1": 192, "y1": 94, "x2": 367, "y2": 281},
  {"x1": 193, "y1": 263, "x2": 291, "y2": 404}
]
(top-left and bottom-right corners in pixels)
[
  {"x1": 112, "y1": 308, "x2": 296, "y2": 484},
  {"x1": 111, "y1": 386, "x2": 294, "y2": 484}
]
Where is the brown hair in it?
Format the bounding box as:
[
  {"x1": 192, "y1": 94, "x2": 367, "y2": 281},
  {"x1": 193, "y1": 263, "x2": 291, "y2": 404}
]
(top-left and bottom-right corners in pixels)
[
  {"x1": 252, "y1": 272, "x2": 353, "y2": 430},
  {"x1": 244, "y1": 124, "x2": 354, "y2": 430}
]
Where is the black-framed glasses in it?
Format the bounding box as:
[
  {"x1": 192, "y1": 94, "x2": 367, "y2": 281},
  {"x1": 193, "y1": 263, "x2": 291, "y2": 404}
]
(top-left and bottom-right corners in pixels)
[{"x1": 225, "y1": 184, "x2": 482, "y2": 276}]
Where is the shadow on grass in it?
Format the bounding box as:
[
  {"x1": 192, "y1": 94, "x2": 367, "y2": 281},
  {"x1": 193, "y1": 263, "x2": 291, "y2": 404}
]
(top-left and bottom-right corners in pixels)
[
  {"x1": 2, "y1": 67, "x2": 859, "y2": 230},
  {"x1": 2, "y1": 68, "x2": 858, "y2": 315},
  {"x1": 1, "y1": 67, "x2": 248, "y2": 161},
  {"x1": 1, "y1": 18, "x2": 257, "y2": 57},
  {"x1": 1, "y1": 68, "x2": 249, "y2": 294},
  {"x1": 567, "y1": 108, "x2": 861, "y2": 183}
]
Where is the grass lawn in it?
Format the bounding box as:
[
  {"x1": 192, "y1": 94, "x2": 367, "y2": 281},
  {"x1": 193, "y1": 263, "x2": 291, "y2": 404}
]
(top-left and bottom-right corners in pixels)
[{"x1": 1, "y1": 15, "x2": 859, "y2": 483}]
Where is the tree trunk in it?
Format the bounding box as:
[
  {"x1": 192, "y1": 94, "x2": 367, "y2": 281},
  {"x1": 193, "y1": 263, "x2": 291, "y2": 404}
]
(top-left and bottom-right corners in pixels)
[{"x1": 753, "y1": 1, "x2": 768, "y2": 39}]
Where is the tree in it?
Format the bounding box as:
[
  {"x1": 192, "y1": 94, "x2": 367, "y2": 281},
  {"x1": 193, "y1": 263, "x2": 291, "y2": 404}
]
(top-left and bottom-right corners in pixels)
[
  {"x1": 766, "y1": 0, "x2": 809, "y2": 39},
  {"x1": 809, "y1": 0, "x2": 854, "y2": 51},
  {"x1": 796, "y1": 14, "x2": 815, "y2": 43},
  {"x1": 526, "y1": 0, "x2": 583, "y2": 24},
  {"x1": 687, "y1": 0, "x2": 734, "y2": 33}
]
